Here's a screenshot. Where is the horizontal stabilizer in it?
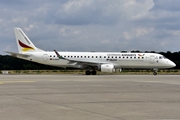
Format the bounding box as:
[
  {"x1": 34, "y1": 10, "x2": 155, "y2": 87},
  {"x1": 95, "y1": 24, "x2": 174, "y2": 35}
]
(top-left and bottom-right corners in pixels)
[{"x1": 4, "y1": 51, "x2": 31, "y2": 58}]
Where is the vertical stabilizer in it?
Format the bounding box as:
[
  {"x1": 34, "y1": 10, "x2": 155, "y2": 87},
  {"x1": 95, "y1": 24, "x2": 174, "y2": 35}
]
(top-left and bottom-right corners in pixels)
[{"x1": 14, "y1": 28, "x2": 44, "y2": 53}]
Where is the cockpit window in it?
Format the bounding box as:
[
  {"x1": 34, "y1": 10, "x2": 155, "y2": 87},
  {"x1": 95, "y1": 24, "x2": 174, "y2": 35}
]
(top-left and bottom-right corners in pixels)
[
  {"x1": 159, "y1": 56, "x2": 167, "y2": 59},
  {"x1": 159, "y1": 56, "x2": 163, "y2": 59}
]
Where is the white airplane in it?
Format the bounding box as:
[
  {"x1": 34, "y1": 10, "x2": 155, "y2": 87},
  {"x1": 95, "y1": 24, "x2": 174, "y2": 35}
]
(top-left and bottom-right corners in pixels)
[{"x1": 5, "y1": 28, "x2": 176, "y2": 75}]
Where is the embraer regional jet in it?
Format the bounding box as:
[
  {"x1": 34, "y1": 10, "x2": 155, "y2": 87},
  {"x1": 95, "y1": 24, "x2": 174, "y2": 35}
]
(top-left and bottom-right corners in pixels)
[{"x1": 5, "y1": 28, "x2": 176, "y2": 75}]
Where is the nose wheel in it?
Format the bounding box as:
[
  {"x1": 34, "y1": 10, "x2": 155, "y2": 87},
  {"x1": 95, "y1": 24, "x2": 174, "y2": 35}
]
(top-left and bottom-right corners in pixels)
[
  {"x1": 153, "y1": 71, "x2": 157, "y2": 75},
  {"x1": 153, "y1": 69, "x2": 158, "y2": 76}
]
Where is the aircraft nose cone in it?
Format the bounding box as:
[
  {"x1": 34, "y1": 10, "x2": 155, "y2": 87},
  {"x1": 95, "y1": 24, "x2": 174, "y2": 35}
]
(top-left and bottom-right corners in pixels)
[{"x1": 169, "y1": 61, "x2": 176, "y2": 67}]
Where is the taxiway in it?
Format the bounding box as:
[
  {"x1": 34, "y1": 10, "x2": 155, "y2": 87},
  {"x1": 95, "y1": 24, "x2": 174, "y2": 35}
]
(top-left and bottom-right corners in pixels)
[{"x1": 0, "y1": 75, "x2": 180, "y2": 120}]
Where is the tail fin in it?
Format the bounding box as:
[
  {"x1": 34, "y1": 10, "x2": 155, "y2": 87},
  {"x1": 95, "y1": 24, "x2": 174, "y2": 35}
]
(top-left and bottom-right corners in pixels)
[{"x1": 14, "y1": 28, "x2": 44, "y2": 53}]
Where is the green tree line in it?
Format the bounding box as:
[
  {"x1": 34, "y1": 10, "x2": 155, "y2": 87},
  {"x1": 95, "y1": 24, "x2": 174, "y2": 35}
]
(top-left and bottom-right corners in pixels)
[
  {"x1": 0, "y1": 55, "x2": 60, "y2": 70},
  {"x1": 0, "y1": 51, "x2": 180, "y2": 70}
]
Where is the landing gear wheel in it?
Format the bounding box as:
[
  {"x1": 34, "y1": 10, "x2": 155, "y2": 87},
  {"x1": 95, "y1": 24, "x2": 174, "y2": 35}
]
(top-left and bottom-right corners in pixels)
[
  {"x1": 153, "y1": 71, "x2": 157, "y2": 76},
  {"x1": 91, "y1": 70, "x2": 97, "y2": 75},
  {"x1": 153, "y1": 68, "x2": 158, "y2": 76},
  {"x1": 85, "y1": 70, "x2": 91, "y2": 75}
]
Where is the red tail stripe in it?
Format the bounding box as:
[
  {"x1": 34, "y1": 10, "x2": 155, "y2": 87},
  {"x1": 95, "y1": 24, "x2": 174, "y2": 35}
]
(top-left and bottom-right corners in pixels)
[{"x1": 18, "y1": 40, "x2": 32, "y2": 49}]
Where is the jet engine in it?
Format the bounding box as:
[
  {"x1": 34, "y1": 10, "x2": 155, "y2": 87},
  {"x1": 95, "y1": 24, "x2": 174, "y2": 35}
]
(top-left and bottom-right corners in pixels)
[{"x1": 100, "y1": 64, "x2": 115, "y2": 73}]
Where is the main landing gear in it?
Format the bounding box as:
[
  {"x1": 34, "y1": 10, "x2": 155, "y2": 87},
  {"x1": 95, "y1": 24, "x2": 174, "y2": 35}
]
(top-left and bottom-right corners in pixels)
[{"x1": 85, "y1": 70, "x2": 97, "y2": 75}]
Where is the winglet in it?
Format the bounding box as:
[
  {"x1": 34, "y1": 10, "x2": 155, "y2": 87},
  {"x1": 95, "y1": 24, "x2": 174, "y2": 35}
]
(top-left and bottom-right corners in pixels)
[{"x1": 54, "y1": 50, "x2": 66, "y2": 60}]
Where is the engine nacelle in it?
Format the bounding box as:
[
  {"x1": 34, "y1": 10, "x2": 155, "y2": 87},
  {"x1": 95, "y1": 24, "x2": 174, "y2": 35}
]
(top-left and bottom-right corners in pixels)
[{"x1": 100, "y1": 64, "x2": 115, "y2": 73}]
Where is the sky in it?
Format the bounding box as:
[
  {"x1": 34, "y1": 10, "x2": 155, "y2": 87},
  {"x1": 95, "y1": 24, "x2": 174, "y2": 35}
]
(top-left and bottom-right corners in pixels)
[{"x1": 1, "y1": 0, "x2": 180, "y2": 55}]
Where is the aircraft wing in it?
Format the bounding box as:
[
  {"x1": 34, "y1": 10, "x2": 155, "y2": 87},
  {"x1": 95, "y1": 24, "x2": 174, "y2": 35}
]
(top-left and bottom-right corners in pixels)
[
  {"x1": 66, "y1": 59, "x2": 105, "y2": 66},
  {"x1": 54, "y1": 50, "x2": 107, "y2": 66},
  {"x1": 4, "y1": 51, "x2": 31, "y2": 58}
]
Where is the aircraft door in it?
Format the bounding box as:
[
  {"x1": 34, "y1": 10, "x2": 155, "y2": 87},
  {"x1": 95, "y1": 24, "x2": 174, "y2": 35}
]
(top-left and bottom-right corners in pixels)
[
  {"x1": 150, "y1": 55, "x2": 155, "y2": 64},
  {"x1": 43, "y1": 54, "x2": 48, "y2": 62}
]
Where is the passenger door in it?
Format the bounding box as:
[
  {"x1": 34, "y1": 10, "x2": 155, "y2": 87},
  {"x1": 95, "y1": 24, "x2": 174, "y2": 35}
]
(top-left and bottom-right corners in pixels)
[
  {"x1": 43, "y1": 54, "x2": 48, "y2": 62},
  {"x1": 150, "y1": 55, "x2": 155, "y2": 64}
]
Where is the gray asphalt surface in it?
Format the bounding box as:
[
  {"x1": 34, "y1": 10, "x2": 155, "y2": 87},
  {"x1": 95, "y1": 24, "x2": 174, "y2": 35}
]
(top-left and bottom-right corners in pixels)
[{"x1": 0, "y1": 75, "x2": 180, "y2": 120}]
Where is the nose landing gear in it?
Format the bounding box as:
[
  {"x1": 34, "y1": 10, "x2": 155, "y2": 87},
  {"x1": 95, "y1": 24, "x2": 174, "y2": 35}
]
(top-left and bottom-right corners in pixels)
[{"x1": 153, "y1": 68, "x2": 158, "y2": 76}]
